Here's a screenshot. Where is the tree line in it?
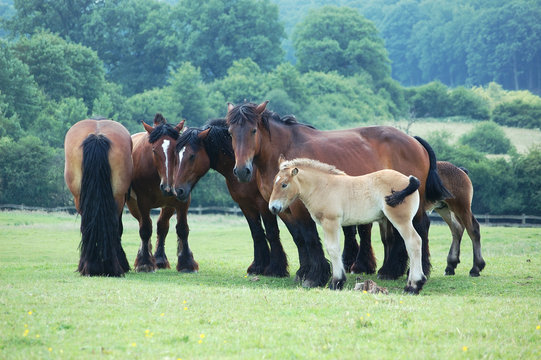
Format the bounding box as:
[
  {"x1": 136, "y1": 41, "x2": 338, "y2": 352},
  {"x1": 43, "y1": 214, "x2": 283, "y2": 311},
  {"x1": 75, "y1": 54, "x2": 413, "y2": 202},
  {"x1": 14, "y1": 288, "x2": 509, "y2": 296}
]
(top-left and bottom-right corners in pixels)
[{"x1": 0, "y1": 0, "x2": 540, "y2": 215}]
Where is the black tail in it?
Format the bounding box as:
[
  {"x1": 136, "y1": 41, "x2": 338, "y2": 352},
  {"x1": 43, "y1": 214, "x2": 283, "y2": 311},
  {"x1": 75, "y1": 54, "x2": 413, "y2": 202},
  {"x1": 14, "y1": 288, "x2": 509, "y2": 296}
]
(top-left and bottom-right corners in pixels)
[
  {"x1": 78, "y1": 134, "x2": 125, "y2": 277},
  {"x1": 414, "y1": 136, "x2": 453, "y2": 202},
  {"x1": 385, "y1": 176, "x2": 420, "y2": 207}
]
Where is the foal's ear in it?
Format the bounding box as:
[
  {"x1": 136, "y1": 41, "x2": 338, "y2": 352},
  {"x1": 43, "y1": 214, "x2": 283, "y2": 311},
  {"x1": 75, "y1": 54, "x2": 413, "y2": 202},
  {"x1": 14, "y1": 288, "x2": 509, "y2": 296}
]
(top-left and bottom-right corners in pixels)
[
  {"x1": 278, "y1": 154, "x2": 286, "y2": 165},
  {"x1": 175, "y1": 119, "x2": 185, "y2": 133},
  {"x1": 142, "y1": 121, "x2": 154, "y2": 134},
  {"x1": 291, "y1": 168, "x2": 298, "y2": 176},
  {"x1": 198, "y1": 128, "x2": 211, "y2": 140},
  {"x1": 227, "y1": 102, "x2": 235, "y2": 113},
  {"x1": 255, "y1": 100, "x2": 269, "y2": 115}
]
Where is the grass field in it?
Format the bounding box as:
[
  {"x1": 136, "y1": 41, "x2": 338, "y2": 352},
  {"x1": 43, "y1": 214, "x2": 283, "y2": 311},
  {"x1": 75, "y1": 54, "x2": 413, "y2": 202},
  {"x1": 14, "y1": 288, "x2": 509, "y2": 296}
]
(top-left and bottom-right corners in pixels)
[{"x1": 0, "y1": 210, "x2": 540, "y2": 359}]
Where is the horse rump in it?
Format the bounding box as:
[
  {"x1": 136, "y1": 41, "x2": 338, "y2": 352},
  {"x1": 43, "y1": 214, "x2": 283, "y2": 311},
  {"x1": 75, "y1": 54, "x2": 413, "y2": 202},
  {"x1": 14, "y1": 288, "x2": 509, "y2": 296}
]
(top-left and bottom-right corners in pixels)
[
  {"x1": 385, "y1": 176, "x2": 420, "y2": 207},
  {"x1": 78, "y1": 134, "x2": 126, "y2": 277}
]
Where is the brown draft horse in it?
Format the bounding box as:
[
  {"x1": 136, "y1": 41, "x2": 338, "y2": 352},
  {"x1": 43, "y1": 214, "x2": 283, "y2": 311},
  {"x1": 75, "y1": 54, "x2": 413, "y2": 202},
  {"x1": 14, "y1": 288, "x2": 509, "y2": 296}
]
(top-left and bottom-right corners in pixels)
[
  {"x1": 126, "y1": 114, "x2": 198, "y2": 272},
  {"x1": 64, "y1": 118, "x2": 133, "y2": 276},
  {"x1": 269, "y1": 157, "x2": 426, "y2": 293},
  {"x1": 431, "y1": 161, "x2": 485, "y2": 276},
  {"x1": 173, "y1": 119, "x2": 288, "y2": 276},
  {"x1": 227, "y1": 101, "x2": 451, "y2": 287}
]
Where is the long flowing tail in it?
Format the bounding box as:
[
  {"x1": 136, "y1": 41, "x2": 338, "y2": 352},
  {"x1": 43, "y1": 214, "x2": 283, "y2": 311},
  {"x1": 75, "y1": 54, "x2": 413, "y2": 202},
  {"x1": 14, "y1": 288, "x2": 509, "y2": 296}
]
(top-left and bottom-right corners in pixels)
[
  {"x1": 414, "y1": 136, "x2": 453, "y2": 202},
  {"x1": 78, "y1": 134, "x2": 125, "y2": 276},
  {"x1": 385, "y1": 176, "x2": 420, "y2": 207}
]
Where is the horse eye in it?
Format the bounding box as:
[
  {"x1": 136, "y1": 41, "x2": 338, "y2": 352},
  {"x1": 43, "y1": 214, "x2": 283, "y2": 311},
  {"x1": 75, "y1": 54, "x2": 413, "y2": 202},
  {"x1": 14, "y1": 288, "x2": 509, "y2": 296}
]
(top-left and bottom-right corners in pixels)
[
  {"x1": 189, "y1": 154, "x2": 195, "y2": 161},
  {"x1": 251, "y1": 128, "x2": 257, "y2": 135},
  {"x1": 281, "y1": 183, "x2": 288, "y2": 188}
]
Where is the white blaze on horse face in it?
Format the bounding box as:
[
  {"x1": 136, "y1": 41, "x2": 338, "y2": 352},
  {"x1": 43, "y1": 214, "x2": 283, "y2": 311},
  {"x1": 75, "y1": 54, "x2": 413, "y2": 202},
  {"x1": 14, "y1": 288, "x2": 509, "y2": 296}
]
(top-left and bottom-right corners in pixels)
[
  {"x1": 274, "y1": 175, "x2": 281, "y2": 184},
  {"x1": 178, "y1": 146, "x2": 186, "y2": 172},
  {"x1": 161, "y1": 139, "x2": 170, "y2": 184}
]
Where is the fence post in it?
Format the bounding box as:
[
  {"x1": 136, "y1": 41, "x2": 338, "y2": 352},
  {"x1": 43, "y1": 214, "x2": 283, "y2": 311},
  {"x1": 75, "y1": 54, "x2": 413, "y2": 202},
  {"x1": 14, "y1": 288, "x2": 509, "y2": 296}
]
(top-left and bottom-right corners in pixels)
[{"x1": 522, "y1": 214, "x2": 526, "y2": 225}]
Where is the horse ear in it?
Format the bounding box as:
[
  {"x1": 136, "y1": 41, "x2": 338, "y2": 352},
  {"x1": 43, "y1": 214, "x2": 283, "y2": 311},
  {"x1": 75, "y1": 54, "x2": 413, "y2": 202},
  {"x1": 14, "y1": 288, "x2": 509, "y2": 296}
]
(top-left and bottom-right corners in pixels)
[
  {"x1": 278, "y1": 154, "x2": 286, "y2": 165},
  {"x1": 227, "y1": 102, "x2": 235, "y2": 112},
  {"x1": 153, "y1": 113, "x2": 167, "y2": 126},
  {"x1": 142, "y1": 121, "x2": 154, "y2": 134},
  {"x1": 291, "y1": 168, "x2": 298, "y2": 176},
  {"x1": 198, "y1": 128, "x2": 211, "y2": 140},
  {"x1": 175, "y1": 119, "x2": 185, "y2": 133},
  {"x1": 255, "y1": 100, "x2": 269, "y2": 115}
]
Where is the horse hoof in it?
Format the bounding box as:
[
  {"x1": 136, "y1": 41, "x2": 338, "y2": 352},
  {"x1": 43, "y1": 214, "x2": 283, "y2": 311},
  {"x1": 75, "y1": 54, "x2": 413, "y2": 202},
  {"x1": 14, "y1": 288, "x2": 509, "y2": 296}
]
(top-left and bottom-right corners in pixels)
[
  {"x1": 403, "y1": 285, "x2": 420, "y2": 295},
  {"x1": 445, "y1": 267, "x2": 455, "y2": 276},
  {"x1": 179, "y1": 268, "x2": 198, "y2": 273},
  {"x1": 302, "y1": 279, "x2": 317, "y2": 288},
  {"x1": 135, "y1": 265, "x2": 156, "y2": 273},
  {"x1": 156, "y1": 261, "x2": 171, "y2": 269},
  {"x1": 469, "y1": 270, "x2": 480, "y2": 277},
  {"x1": 328, "y1": 280, "x2": 344, "y2": 291}
]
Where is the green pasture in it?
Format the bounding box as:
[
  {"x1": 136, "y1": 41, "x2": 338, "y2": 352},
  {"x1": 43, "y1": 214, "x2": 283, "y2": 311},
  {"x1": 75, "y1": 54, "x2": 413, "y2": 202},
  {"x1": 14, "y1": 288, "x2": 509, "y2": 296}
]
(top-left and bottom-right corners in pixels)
[{"x1": 0, "y1": 211, "x2": 540, "y2": 359}]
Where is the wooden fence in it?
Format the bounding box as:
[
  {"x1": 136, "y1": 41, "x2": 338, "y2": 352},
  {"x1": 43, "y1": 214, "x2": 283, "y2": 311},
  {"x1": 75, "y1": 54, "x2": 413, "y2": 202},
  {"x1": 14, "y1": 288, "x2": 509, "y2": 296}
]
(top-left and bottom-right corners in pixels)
[{"x1": 1, "y1": 204, "x2": 541, "y2": 227}]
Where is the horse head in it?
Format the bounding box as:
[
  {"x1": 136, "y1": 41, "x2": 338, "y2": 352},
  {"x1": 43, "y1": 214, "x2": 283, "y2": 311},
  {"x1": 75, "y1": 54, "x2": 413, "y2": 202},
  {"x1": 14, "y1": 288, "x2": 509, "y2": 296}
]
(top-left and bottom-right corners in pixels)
[
  {"x1": 173, "y1": 127, "x2": 211, "y2": 202},
  {"x1": 226, "y1": 100, "x2": 268, "y2": 182},
  {"x1": 143, "y1": 114, "x2": 184, "y2": 197}
]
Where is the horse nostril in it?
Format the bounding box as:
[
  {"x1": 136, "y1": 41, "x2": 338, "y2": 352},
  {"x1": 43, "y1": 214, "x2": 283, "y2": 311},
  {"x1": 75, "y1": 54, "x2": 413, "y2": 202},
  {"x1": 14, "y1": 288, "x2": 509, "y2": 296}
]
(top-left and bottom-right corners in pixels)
[{"x1": 177, "y1": 188, "x2": 184, "y2": 196}]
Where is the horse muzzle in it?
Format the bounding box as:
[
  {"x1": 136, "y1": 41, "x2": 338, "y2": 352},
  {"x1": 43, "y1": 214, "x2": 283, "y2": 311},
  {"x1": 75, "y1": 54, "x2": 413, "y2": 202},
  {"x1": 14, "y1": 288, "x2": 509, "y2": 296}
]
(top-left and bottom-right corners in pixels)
[
  {"x1": 175, "y1": 184, "x2": 191, "y2": 203},
  {"x1": 160, "y1": 184, "x2": 175, "y2": 197},
  {"x1": 233, "y1": 162, "x2": 253, "y2": 183},
  {"x1": 269, "y1": 200, "x2": 284, "y2": 215}
]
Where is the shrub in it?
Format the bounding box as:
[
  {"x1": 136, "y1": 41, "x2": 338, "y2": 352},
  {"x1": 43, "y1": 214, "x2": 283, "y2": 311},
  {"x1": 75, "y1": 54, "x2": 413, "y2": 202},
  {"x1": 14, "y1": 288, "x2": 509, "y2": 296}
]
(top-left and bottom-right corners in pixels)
[
  {"x1": 492, "y1": 99, "x2": 541, "y2": 129},
  {"x1": 459, "y1": 121, "x2": 513, "y2": 154},
  {"x1": 406, "y1": 81, "x2": 452, "y2": 118},
  {"x1": 449, "y1": 86, "x2": 490, "y2": 120}
]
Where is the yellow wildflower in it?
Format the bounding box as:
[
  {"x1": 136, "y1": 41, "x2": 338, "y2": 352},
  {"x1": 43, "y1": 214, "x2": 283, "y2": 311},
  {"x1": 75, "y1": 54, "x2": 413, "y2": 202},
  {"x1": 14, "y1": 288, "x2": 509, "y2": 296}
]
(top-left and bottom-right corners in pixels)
[{"x1": 462, "y1": 346, "x2": 468, "y2": 352}]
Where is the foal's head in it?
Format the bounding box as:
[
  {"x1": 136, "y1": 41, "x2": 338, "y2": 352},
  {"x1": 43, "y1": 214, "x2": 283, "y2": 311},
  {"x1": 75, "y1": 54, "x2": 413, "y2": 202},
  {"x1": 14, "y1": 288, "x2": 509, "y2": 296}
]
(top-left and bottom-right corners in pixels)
[
  {"x1": 268, "y1": 155, "x2": 302, "y2": 215},
  {"x1": 143, "y1": 113, "x2": 184, "y2": 197}
]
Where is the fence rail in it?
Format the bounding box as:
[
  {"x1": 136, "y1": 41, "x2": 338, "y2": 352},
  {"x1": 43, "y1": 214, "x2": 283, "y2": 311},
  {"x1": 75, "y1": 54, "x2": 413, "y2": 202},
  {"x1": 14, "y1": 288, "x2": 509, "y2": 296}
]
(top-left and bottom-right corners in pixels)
[{"x1": 1, "y1": 204, "x2": 541, "y2": 227}]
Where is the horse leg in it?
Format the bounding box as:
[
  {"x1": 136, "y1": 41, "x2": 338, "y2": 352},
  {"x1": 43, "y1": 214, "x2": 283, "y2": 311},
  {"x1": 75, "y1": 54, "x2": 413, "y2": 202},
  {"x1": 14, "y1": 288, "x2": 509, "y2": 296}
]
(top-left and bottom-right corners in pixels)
[
  {"x1": 117, "y1": 211, "x2": 130, "y2": 273},
  {"x1": 261, "y1": 212, "x2": 289, "y2": 277},
  {"x1": 460, "y1": 212, "x2": 485, "y2": 277},
  {"x1": 436, "y1": 207, "x2": 463, "y2": 275},
  {"x1": 281, "y1": 219, "x2": 309, "y2": 282},
  {"x1": 414, "y1": 212, "x2": 431, "y2": 277},
  {"x1": 342, "y1": 226, "x2": 358, "y2": 272},
  {"x1": 322, "y1": 220, "x2": 347, "y2": 290},
  {"x1": 298, "y1": 218, "x2": 331, "y2": 288},
  {"x1": 154, "y1": 207, "x2": 173, "y2": 269},
  {"x1": 377, "y1": 219, "x2": 408, "y2": 280},
  {"x1": 134, "y1": 208, "x2": 157, "y2": 272},
  {"x1": 350, "y1": 224, "x2": 376, "y2": 274},
  {"x1": 176, "y1": 205, "x2": 198, "y2": 272},
  {"x1": 243, "y1": 213, "x2": 270, "y2": 275}
]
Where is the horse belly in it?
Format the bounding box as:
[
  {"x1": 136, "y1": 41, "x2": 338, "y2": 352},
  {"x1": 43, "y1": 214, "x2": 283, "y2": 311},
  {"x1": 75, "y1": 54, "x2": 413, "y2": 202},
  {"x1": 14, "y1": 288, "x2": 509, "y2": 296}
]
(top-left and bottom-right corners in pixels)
[{"x1": 341, "y1": 207, "x2": 383, "y2": 227}]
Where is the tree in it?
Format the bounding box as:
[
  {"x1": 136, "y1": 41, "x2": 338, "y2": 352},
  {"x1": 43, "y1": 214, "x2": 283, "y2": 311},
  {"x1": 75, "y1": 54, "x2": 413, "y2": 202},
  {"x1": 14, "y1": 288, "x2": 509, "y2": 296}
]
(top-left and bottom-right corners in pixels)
[
  {"x1": 292, "y1": 6, "x2": 390, "y2": 82},
  {"x1": 81, "y1": 0, "x2": 176, "y2": 94},
  {"x1": 459, "y1": 121, "x2": 514, "y2": 154},
  {"x1": 515, "y1": 146, "x2": 541, "y2": 215},
  {"x1": 172, "y1": 0, "x2": 285, "y2": 81},
  {"x1": 12, "y1": 32, "x2": 105, "y2": 110},
  {"x1": 0, "y1": 40, "x2": 40, "y2": 123}
]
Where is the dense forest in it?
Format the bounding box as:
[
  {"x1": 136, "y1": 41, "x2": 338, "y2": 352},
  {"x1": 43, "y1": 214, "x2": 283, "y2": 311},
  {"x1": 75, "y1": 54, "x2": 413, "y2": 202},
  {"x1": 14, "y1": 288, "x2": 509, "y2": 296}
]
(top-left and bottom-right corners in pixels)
[{"x1": 0, "y1": 0, "x2": 540, "y2": 216}]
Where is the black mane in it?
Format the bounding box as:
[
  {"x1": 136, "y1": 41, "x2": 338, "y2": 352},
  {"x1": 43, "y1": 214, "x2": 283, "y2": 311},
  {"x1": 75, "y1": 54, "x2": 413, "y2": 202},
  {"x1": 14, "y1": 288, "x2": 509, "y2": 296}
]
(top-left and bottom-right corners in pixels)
[
  {"x1": 176, "y1": 118, "x2": 234, "y2": 168},
  {"x1": 148, "y1": 122, "x2": 181, "y2": 144}
]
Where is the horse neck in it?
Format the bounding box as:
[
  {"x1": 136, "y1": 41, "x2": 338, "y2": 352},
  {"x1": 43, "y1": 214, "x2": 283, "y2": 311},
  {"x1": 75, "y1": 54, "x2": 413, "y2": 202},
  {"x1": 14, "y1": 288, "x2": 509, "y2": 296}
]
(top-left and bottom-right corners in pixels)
[
  {"x1": 211, "y1": 148, "x2": 236, "y2": 180},
  {"x1": 254, "y1": 121, "x2": 296, "y2": 179},
  {"x1": 295, "y1": 168, "x2": 329, "y2": 209}
]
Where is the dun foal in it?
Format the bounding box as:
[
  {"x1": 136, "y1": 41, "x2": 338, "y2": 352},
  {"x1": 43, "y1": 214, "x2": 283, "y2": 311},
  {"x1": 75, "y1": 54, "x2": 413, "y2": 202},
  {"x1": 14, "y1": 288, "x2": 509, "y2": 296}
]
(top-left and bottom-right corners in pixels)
[{"x1": 269, "y1": 157, "x2": 427, "y2": 294}]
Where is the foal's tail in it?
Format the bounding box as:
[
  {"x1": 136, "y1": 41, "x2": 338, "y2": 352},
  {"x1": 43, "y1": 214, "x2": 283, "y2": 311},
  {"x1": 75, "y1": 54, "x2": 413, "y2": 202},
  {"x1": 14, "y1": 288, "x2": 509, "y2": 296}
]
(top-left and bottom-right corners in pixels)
[
  {"x1": 78, "y1": 134, "x2": 125, "y2": 277},
  {"x1": 385, "y1": 176, "x2": 420, "y2": 207},
  {"x1": 414, "y1": 136, "x2": 453, "y2": 202}
]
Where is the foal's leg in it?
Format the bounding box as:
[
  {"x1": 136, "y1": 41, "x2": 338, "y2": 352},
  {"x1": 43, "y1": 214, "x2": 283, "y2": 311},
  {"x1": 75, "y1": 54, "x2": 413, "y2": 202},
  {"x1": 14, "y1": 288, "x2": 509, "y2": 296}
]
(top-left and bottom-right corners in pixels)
[
  {"x1": 261, "y1": 211, "x2": 289, "y2": 277},
  {"x1": 322, "y1": 219, "x2": 346, "y2": 290},
  {"x1": 154, "y1": 207, "x2": 173, "y2": 269},
  {"x1": 176, "y1": 203, "x2": 198, "y2": 272},
  {"x1": 391, "y1": 220, "x2": 426, "y2": 294},
  {"x1": 436, "y1": 207, "x2": 464, "y2": 275}
]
